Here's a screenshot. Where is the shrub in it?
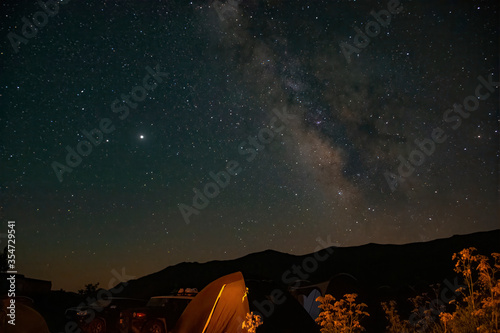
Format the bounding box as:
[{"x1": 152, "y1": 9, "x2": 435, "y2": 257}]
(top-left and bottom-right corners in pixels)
[
  {"x1": 316, "y1": 293, "x2": 369, "y2": 333},
  {"x1": 381, "y1": 247, "x2": 500, "y2": 333},
  {"x1": 241, "y1": 311, "x2": 263, "y2": 333}
]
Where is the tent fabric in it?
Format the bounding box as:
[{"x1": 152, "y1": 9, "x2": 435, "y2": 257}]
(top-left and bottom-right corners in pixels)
[
  {"x1": 289, "y1": 281, "x2": 329, "y2": 298},
  {"x1": 303, "y1": 289, "x2": 321, "y2": 319},
  {"x1": 245, "y1": 279, "x2": 320, "y2": 333},
  {"x1": 289, "y1": 281, "x2": 328, "y2": 320},
  {"x1": 0, "y1": 299, "x2": 50, "y2": 333},
  {"x1": 174, "y1": 271, "x2": 250, "y2": 333}
]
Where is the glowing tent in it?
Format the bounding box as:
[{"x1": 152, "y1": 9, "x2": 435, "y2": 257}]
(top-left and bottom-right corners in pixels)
[
  {"x1": 173, "y1": 271, "x2": 250, "y2": 333},
  {"x1": 1, "y1": 298, "x2": 50, "y2": 333},
  {"x1": 289, "y1": 281, "x2": 329, "y2": 320}
]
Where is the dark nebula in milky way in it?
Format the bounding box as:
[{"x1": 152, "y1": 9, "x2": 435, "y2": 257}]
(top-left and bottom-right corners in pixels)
[{"x1": 0, "y1": 0, "x2": 498, "y2": 290}]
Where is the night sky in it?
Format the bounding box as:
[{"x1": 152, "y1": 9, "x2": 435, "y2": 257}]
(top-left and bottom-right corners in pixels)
[{"x1": 0, "y1": 0, "x2": 498, "y2": 292}]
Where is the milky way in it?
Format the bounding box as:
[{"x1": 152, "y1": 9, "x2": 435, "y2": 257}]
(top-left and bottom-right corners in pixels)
[
  {"x1": 0, "y1": 0, "x2": 498, "y2": 290},
  {"x1": 205, "y1": 0, "x2": 498, "y2": 245}
]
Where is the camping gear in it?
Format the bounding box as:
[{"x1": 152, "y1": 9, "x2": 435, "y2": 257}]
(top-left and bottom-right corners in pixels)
[
  {"x1": 174, "y1": 271, "x2": 249, "y2": 333},
  {"x1": 1, "y1": 298, "x2": 50, "y2": 333}
]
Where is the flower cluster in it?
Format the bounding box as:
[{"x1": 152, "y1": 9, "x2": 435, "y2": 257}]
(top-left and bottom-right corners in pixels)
[{"x1": 315, "y1": 293, "x2": 370, "y2": 333}]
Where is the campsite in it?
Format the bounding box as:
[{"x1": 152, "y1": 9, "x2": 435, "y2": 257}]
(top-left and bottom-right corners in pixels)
[
  {"x1": 1, "y1": 229, "x2": 498, "y2": 332},
  {"x1": 1, "y1": 0, "x2": 499, "y2": 331}
]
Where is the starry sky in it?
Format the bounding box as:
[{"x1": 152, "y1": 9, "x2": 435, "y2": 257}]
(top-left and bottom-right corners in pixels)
[{"x1": 0, "y1": 0, "x2": 498, "y2": 292}]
